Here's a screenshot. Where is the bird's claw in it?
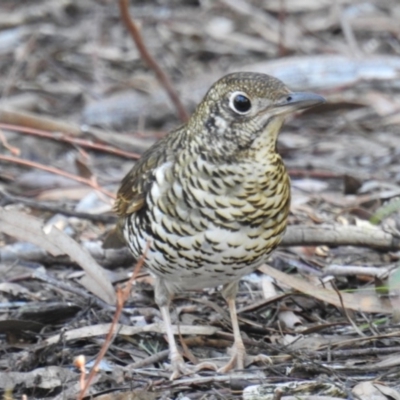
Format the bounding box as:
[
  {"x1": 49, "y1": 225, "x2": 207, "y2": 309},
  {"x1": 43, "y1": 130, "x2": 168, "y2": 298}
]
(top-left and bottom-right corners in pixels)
[
  {"x1": 247, "y1": 353, "x2": 272, "y2": 366},
  {"x1": 169, "y1": 355, "x2": 194, "y2": 380},
  {"x1": 218, "y1": 343, "x2": 246, "y2": 373},
  {"x1": 218, "y1": 345, "x2": 272, "y2": 374},
  {"x1": 169, "y1": 355, "x2": 218, "y2": 380}
]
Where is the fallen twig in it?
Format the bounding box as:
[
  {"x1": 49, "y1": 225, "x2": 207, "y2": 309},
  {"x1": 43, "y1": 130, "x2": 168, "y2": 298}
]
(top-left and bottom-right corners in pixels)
[
  {"x1": 0, "y1": 129, "x2": 20, "y2": 155},
  {"x1": 118, "y1": 0, "x2": 189, "y2": 123},
  {"x1": 281, "y1": 224, "x2": 400, "y2": 250},
  {"x1": 126, "y1": 349, "x2": 169, "y2": 370},
  {"x1": 0, "y1": 107, "x2": 83, "y2": 135},
  {"x1": 331, "y1": 281, "x2": 366, "y2": 337},
  {"x1": 78, "y1": 242, "x2": 149, "y2": 400},
  {"x1": 0, "y1": 108, "x2": 153, "y2": 153},
  {"x1": 0, "y1": 123, "x2": 140, "y2": 159},
  {"x1": 0, "y1": 154, "x2": 115, "y2": 199},
  {"x1": 323, "y1": 264, "x2": 393, "y2": 279},
  {"x1": 40, "y1": 322, "x2": 219, "y2": 349}
]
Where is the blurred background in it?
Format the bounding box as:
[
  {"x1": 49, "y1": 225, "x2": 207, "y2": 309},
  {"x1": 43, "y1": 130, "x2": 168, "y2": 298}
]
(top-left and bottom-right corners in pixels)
[
  {"x1": 1, "y1": 0, "x2": 400, "y2": 204},
  {"x1": 1, "y1": 1, "x2": 400, "y2": 397}
]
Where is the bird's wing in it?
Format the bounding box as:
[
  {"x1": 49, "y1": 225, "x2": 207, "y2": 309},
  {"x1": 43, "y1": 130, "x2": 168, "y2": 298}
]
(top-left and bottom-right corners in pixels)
[
  {"x1": 103, "y1": 134, "x2": 179, "y2": 249},
  {"x1": 114, "y1": 130, "x2": 181, "y2": 218}
]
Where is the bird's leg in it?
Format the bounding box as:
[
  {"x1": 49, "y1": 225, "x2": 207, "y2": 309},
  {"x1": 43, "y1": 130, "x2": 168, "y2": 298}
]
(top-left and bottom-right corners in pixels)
[
  {"x1": 155, "y1": 278, "x2": 217, "y2": 379},
  {"x1": 219, "y1": 281, "x2": 246, "y2": 373},
  {"x1": 159, "y1": 304, "x2": 194, "y2": 379},
  {"x1": 155, "y1": 278, "x2": 191, "y2": 379},
  {"x1": 219, "y1": 281, "x2": 272, "y2": 373}
]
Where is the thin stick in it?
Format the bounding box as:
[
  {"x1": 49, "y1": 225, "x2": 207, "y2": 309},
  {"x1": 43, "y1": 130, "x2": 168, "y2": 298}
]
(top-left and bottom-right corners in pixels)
[
  {"x1": 78, "y1": 242, "x2": 149, "y2": 400},
  {"x1": 281, "y1": 224, "x2": 400, "y2": 250},
  {"x1": 127, "y1": 349, "x2": 169, "y2": 370},
  {"x1": 118, "y1": 0, "x2": 189, "y2": 123},
  {"x1": 0, "y1": 123, "x2": 141, "y2": 159},
  {"x1": 0, "y1": 129, "x2": 20, "y2": 155},
  {"x1": 331, "y1": 281, "x2": 365, "y2": 337},
  {"x1": 0, "y1": 154, "x2": 115, "y2": 199}
]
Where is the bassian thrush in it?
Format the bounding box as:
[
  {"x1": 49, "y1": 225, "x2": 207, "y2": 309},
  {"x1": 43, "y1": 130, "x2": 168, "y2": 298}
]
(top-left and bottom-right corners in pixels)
[{"x1": 110, "y1": 72, "x2": 325, "y2": 379}]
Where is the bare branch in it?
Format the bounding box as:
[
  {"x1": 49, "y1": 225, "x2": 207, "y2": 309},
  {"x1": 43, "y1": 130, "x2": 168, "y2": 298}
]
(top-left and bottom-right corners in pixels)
[
  {"x1": 281, "y1": 224, "x2": 400, "y2": 250},
  {"x1": 118, "y1": 0, "x2": 189, "y2": 123},
  {"x1": 0, "y1": 123, "x2": 140, "y2": 159},
  {"x1": 0, "y1": 154, "x2": 115, "y2": 199},
  {"x1": 78, "y1": 242, "x2": 149, "y2": 400}
]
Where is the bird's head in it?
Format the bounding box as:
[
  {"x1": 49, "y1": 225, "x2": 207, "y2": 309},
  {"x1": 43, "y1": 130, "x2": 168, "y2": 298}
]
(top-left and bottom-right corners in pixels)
[{"x1": 189, "y1": 72, "x2": 325, "y2": 160}]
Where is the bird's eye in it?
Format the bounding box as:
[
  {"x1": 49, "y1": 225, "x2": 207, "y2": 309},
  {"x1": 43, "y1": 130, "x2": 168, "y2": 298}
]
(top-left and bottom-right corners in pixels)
[{"x1": 229, "y1": 92, "x2": 252, "y2": 114}]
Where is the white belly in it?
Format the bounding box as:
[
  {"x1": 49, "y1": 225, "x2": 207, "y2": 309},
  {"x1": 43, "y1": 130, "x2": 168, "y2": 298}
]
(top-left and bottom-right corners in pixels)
[{"x1": 123, "y1": 159, "x2": 289, "y2": 293}]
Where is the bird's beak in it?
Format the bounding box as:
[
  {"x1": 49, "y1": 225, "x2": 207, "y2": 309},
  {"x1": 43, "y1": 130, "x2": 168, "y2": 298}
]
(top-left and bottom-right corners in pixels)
[{"x1": 274, "y1": 92, "x2": 326, "y2": 114}]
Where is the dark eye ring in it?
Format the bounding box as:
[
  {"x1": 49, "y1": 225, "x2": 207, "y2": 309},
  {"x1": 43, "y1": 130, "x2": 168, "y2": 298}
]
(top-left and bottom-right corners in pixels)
[{"x1": 229, "y1": 92, "x2": 252, "y2": 114}]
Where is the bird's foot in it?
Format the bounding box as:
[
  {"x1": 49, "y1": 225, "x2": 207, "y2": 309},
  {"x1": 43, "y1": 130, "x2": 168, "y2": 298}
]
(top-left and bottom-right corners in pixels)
[
  {"x1": 218, "y1": 342, "x2": 246, "y2": 373},
  {"x1": 169, "y1": 354, "x2": 194, "y2": 380},
  {"x1": 169, "y1": 354, "x2": 218, "y2": 380},
  {"x1": 247, "y1": 353, "x2": 272, "y2": 367},
  {"x1": 218, "y1": 345, "x2": 272, "y2": 374}
]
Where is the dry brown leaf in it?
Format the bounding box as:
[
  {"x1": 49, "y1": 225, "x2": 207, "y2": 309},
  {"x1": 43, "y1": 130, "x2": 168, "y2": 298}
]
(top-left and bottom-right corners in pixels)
[
  {"x1": 0, "y1": 208, "x2": 116, "y2": 304},
  {"x1": 42, "y1": 322, "x2": 219, "y2": 347},
  {"x1": 373, "y1": 384, "x2": 400, "y2": 400},
  {"x1": 372, "y1": 353, "x2": 400, "y2": 369},
  {"x1": 259, "y1": 264, "x2": 392, "y2": 314},
  {"x1": 352, "y1": 381, "x2": 400, "y2": 400}
]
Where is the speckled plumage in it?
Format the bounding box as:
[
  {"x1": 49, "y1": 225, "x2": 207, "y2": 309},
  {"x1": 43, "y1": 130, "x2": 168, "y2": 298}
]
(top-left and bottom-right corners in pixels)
[{"x1": 112, "y1": 72, "x2": 324, "y2": 378}]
